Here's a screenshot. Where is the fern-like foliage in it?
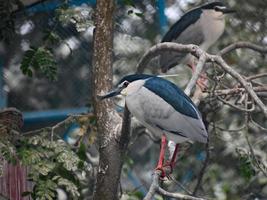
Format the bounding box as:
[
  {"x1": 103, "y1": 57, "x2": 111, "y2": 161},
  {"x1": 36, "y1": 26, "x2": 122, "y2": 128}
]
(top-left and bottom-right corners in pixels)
[
  {"x1": 20, "y1": 47, "x2": 57, "y2": 81},
  {"x1": 0, "y1": 134, "x2": 90, "y2": 200}
]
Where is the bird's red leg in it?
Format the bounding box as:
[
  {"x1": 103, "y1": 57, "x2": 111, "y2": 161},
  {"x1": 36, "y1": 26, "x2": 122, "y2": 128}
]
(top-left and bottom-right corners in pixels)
[
  {"x1": 187, "y1": 63, "x2": 208, "y2": 91},
  {"x1": 169, "y1": 144, "x2": 179, "y2": 170},
  {"x1": 155, "y1": 134, "x2": 167, "y2": 177}
]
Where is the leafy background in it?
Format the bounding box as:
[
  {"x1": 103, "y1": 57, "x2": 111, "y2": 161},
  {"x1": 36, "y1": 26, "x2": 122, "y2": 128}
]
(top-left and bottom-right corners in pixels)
[{"x1": 0, "y1": 0, "x2": 266, "y2": 199}]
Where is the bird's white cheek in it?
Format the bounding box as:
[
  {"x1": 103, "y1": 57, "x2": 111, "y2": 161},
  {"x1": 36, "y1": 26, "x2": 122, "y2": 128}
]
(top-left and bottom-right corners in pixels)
[{"x1": 120, "y1": 88, "x2": 127, "y2": 96}]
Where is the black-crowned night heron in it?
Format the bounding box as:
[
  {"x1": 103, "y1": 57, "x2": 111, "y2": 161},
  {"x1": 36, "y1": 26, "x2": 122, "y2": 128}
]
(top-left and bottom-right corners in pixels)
[
  {"x1": 160, "y1": 1, "x2": 235, "y2": 73},
  {"x1": 99, "y1": 74, "x2": 208, "y2": 176}
]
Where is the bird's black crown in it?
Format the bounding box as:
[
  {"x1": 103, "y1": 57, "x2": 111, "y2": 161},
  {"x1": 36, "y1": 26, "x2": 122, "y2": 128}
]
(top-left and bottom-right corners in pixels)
[
  {"x1": 117, "y1": 74, "x2": 153, "y2": 85},
  {"x1": 201, "y1": 1, "x2": 225, "y2": 9}
]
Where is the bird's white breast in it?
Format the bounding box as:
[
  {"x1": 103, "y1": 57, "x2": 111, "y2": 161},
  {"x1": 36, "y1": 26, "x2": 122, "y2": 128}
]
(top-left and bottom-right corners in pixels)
[{"x1": 200, "y1": 10, "x2": 225, "y2": 50}]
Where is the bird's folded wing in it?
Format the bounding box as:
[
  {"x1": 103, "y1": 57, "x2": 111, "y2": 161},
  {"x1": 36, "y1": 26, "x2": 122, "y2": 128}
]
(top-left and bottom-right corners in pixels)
[
  {"x1": 139, "y1": 88, "x2": 207, "y2": 143},
  {"x1": 160, "y1": 12, "x2": 204, "y2": 70}
]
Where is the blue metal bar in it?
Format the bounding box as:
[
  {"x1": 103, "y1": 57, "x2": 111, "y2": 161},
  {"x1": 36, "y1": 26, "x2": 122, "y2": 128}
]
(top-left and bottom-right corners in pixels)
[
  {"x1": 156, "y1": 0, "x2": 168, "y2": 34},
  {"x1": 23, "y1": 107, "x2": 89, "y2": 125}
]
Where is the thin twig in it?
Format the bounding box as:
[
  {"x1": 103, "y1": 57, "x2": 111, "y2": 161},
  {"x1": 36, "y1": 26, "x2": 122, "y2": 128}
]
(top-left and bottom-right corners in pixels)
[
  {"x1": 210, "y1": 86, "x2": 267, "y2": 96},
  {"x1": 23, "y1": 114, "x2": 91, "y2": 137},
  {"x1": 211, "y1": 56, "x2": 267, "y2": 117},
  {"x1": 193, "y1": 140, "x2": 210, "y2": 195},
  {"x1": 244, "y1": 96, "x2": 267, "y2": 177},
  {"x1": 219, "y1": 41, "x2": 267, "y2": 56},
  {"x1": 217, "y1": 96, "x2": 255, "y2": 112},
  {"x1": 170, "y1": 178, "x2": 193, "y2": 195},
  {"x1": 249, "y1": 115, "x2": 267, "y2": 131},
  {"x1": 246, "y1": 73, "x2": 267, "y2": 81}
]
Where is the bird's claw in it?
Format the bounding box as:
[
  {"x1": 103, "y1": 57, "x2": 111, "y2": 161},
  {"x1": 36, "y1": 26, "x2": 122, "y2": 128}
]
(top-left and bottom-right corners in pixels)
[
  {"x1": 197, "y1": 75, "x2": 208, "y2": 92},
  {"x1": 155, "y1": 166, "x2": 166, "y2": 178},
  {"x1": 155, "y1": 161, "x2": 175, "y2": 180}
]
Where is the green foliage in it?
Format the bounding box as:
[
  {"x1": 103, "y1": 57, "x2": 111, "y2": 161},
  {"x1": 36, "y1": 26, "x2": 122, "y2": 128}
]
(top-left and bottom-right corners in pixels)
[
  {"x1": 122, "y1": 0, "x2": 136, "y2": 7},
  {"x1": 236, "y1": 148, "x2": 256, "y2": 181},
  {"x1": 42, "y1": 30, "x2": 61, "y2": 45},
  {"x1": 20, "y1": 47, "x2": 57, "y2": 81},
  {"x1": 77, "y1": 143, "x2": 87, "y2": 161},
  {"x1": 0, "y1": 141, "x2": 17, "y2": 165},
  {"x1": 0, "y1": 135, "x2": 90, "y2": 199}
]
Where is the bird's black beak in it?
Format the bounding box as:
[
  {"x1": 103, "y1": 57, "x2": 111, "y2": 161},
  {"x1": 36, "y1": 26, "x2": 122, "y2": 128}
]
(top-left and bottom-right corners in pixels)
[
  {"x1": 221, "y1": 8, "x2": 236, "y2": 14},
  {"x1": 97, "y1": 87, "x2": 122, "y2": 100}
]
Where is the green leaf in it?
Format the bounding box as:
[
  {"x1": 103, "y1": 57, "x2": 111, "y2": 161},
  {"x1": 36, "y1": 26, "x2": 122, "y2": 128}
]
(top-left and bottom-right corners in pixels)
[
  {"x1": 122, "y1": 0, "x2": 136, "y2": 7},
  {"x1": 20, "y1": 47, "x2": 57, "y2": 81},
  {"x1": 22, "y1": 191, "x2": 32, "y2": 197},
  {"x1": 77, "y1": 143, "x2": 87, "y2": 161}
]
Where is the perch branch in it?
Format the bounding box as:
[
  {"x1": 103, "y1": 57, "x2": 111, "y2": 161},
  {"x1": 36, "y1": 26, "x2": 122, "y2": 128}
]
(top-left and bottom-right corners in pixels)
[{"x1": 144, "y1": 169, "x2": 206, "y2": 200}]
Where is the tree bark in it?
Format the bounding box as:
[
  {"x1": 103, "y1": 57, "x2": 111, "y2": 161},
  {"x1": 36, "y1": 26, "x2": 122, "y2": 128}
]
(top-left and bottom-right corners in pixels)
[{"x1": 91, "y1": 1, "x2": 129, "y2": 200}]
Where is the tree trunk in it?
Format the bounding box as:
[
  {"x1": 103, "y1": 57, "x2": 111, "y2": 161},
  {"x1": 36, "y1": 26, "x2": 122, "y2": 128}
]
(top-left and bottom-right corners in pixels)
[{"x1": 91, "y1": 0, "x2": 130, "y2": 200}]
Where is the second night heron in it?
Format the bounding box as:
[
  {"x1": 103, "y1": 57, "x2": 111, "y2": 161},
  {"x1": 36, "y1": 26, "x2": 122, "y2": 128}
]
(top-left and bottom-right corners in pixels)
[
  {"x1": 160, "y1": 1, "x2": 235, "y2": 72},
  {"x1": 99, "y1": 74, "x2": 208, "y2": 176}
]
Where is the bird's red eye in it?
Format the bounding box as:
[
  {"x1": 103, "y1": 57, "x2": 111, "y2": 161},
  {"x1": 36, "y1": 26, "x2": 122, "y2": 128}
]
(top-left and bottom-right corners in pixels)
[{"x1": 123, "y1": 81, "x2": 129, "y2": 87}]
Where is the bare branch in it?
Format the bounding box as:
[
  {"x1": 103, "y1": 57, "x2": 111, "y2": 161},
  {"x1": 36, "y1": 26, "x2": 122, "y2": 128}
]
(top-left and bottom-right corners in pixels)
[
  {"x1": 143, "y1": 171, "x2": 161, "y2": 200},
  {"x1": 144, "y1": 169, "x2": 207, "y2": 200},
  {"x1": 219, "y1": 41, "x2": 267, "y2": 56},
  {"x1": 158, "y1": 187, "x2": 206, "y2": 200},
  {"x1": 210, "y1": 56, "x2": 267, "y2": 117},
  {"x1": 136, "y1": 43, "x2": 202, "y2": 73},
  {"x1": 217, "y1": 96, "x2": 255, "y2": 112},
  {"x1": 244, "y1": 96, "x2": 267, "y2": 177},
  {"x1": 210, "y1": 86, "x2": 267, "y2": 96},
  {"x1": 136, "y1": 42, "x2": 267, "y2": 117},
  {"x1": 184, "y1": 54, "x2": 207, "y2": 96},
  {"x1": 23, "y1": 114, "x2": 92, "y2": 137},
  {"x1": 246, "y1": 73, "x2": 267, "y2": 81}
]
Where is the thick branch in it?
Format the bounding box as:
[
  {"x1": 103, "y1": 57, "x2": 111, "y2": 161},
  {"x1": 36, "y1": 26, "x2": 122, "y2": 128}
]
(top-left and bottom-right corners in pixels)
[
  {"x1": 144, "y1": 169, "x2": 206, "y2": 200},
  {"x1": 92, "y1": 1, "x2": 130, "y2": 200},
  {"x1": 158, "y1": 187, "x2": 206, "y2": 200},
  {"x1": 136, "y1": 43, "x2": 201, "y2": 74}
]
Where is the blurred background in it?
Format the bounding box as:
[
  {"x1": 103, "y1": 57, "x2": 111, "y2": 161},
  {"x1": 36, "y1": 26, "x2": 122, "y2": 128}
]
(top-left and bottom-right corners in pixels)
[{"x1": 0, "y1": 0, "x2": 266, "y2": 199}]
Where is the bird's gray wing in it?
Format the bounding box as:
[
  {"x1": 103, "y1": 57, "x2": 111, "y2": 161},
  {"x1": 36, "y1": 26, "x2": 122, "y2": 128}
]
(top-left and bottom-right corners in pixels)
[
  {"x1": 137, "y1": 87, "x2": 207, "y2": 143},
  {"x1": 160, "y1": 9, "x2": 205, "y2": 72}
]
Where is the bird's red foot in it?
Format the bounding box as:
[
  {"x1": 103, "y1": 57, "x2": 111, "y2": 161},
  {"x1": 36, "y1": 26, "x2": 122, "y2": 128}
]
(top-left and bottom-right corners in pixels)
[
  {"x1": 196, "y1": 73, "x2": 208, "y2": 91},
  {"x1": 155, "y1": 165, "x2": 166, "y2": 178}
]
